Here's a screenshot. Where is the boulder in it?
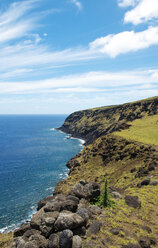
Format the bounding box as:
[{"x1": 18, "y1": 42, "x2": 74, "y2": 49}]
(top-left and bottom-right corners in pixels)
[
  {"x1": 130, "y1": 168, "x2": 136, "y2": 173},
  {"x1": 84, "y1": 182, "x2": 100, "y2": 200},
  {"x1": 28, "y1": 234, "x2": 48, "y2": 248},
  {"x1": 24, "y1": 242, "x2": 38, "y2": 248},
  {"x1": 139, "y1": 236, "x2": 151, "y2": 248},
  {"x1": 149, "y1": 180, "x2": 158, "y2": 186},
  {"x1": 11, "y1": 237, "x2": 26, "y2": 248},
  {"x1": 23, "y1": 229, "x2": 41, "y2": 238},
  {"x1": 48, "y1": 234, "x2": 59, "y2": 248},
  {"x1": 66, "y1": 195, "x2": 80, "y2": 204},
  {"x1": 136, "y1": 167, "x2": 149, "y2": 178},
  {"x1": 79, "y1": 180, "x2": 88, "y2": 185},
  {"x1": 14, "y1": 223, "x2": 31, "y2": 237},
  {"x1": 44, "y1": 194, "x2": 68, "y2": 212},
  {"x1": 88, "y1": 205, "x2": 102, "y2": 216},
  {"x1": 69, "y1": 182, "x2": 100, "y2": 201},
  {"x1": 30, "y1": 208, "x2": 45, "y2": 230},
  {"x1": 38, "y1": 194, "x2": 67, "y2": 210},
  {"x1": 125, "y1": 195, "x2": 141, "y2": 208},
  {"x1": 54, "y1": 211, "x2": 85, "y2": 231},
  {"x1": 73, "y1": 226, "x2": 86, "y2": 236},
  {"x1": 59, "y1": 229, "x2": 73, "y2": 248},
  {"x1": 44, "y1": 201, "x2": 61, "y2": 212},
  {"x1": 110, "y1": 228, "x2": 120, "y2": 235},
  {"x1": 37, "y1": 196, "x2": 54, "y2": 210},
  {"x1": 40, "y1": 211, "x2": 59, "y2": 237},
  {"x1": 148, "y1": 164, "x2": 155, "y2": 171},
  {"x1": 77, "y1": 208, "x2": 91, "y2": 224},
  {"x1": 88, "y1": 221, "x2": 102, "y2": 235},
  {"x1": 111, "y1": 191, "x2": 122, "y2": 199},
  {"x1": 68, "y1": 183, "x2": 86, "y2": 199},
  {"x1": 77, "y1": 199, "x2": 89, "y2": 210},
  {"x1": 66, "y1": 159, "x2": 81, "y2": 169},
  {"x1": 72, "y1": 235, "x2": 82, "y2": 248},
  {"x1": 60, "y1": 199, "x2": 78, "y2": 212},
  {"x1": 140, "y1": 179, "x2": 150, "y2": 186}
]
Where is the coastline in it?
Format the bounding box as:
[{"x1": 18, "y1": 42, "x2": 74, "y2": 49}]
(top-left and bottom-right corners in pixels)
[{"x1": 0, "y1": 128, "x2": 85, "y2": 234}]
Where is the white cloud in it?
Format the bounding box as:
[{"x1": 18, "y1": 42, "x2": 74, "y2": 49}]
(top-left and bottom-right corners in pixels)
[
  {"x1": 71, "y1": 0, "x2": 82, "y2": 10},
  {"x1": 118, "y1": 0, "x2": 139, "y2": 8},
  {"x1": 90, "y1": 26, "x2": 158, "y2": 57},
  {"x1": 0, "y1": 69, "x2": 157, "y2": 94},
  {"x1": 124, "y1": 0, "x2": 158, "y2": 25}
]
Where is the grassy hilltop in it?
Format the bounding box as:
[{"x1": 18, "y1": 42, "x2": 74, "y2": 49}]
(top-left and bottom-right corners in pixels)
[
  {"x1": 60, "y1": 96, "x2": 158, "y2": 145},
  {"x1": 1, "y1": 96, "x2": 158, "y2": 248}
]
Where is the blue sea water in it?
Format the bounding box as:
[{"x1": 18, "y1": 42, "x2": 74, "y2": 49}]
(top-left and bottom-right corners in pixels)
[{"x1": 0, "y1": 115, "x2": 84, "y2": 233}]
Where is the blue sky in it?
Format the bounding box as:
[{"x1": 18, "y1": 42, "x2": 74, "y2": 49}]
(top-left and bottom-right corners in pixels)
[{"x1": 0, "y1": 0, "x2": 158, "y2": 114}]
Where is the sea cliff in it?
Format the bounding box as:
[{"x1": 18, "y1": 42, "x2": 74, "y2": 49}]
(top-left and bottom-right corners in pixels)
[{"x1": 2, "y1": 96, "x2": 158, "y2": 248}]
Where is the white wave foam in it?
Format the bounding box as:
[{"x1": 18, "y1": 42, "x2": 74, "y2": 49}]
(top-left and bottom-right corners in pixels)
[
  {"x1": 50, "y1": 128, "x2": 55, "y2": 131},
  {"x1": 46, "y1": 187, "x2": 54, "y2": 192},
  {"x1": 70, "y1": 137, "x2": 85, "y2": 146},
  {"x1": 59, "y1": 130, "x2": 64, "y2": 134}
]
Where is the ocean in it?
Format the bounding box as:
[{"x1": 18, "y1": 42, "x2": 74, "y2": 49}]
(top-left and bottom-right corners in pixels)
[{"x1": 0, "y1": 115, "x2": 84, "y2": 233}]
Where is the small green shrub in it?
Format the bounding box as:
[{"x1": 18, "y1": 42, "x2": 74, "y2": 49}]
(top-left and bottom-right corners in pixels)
[{"x1": 91, "y1": 180, "x2": 115, "y2": 207}]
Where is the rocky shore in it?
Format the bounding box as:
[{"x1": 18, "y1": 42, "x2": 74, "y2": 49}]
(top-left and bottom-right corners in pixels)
[{"x1": 11, "y1": 180, "x2": 102, "y2": 248}]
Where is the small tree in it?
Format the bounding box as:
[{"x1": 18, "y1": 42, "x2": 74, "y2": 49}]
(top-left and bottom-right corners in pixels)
[
  {"x1": 103, "y1": 179, "x2": 109, "y2": 207},
  {"x1": 91, "y1": 179, "x2": 114, "y2": 207}
]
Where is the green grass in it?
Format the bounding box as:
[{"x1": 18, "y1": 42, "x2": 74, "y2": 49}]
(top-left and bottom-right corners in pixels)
[
  {"x1": 0, "y1": 232, "x2": 13, "y2": 248},
  {"x1": 114, "y1": 115, "x2": 158, "y2": 146}
]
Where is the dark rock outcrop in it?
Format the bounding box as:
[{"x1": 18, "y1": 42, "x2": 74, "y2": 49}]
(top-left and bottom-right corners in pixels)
[
  {"x1": 69, "y1": 181, "x2": 100, "y2": 201},
  {"x1": 139, "y1": 236, "x2": 151, "y2": 248},
  {"x1": 59, "y1": 229, "x2": 73, "y2": 248},
  {"x1": 88, "y1": 221, "x2": 102, "y2": 235},
  {"x1": 125, "y1": 195, "x2": 141, "y2": 208},
  {"x1": 72, "y1": 235, "x2": 82, "y2": 248},
  {"x1": 48, "y1": 234, "x2": 59, "y2": 248},
  {"x1": 54, "y1": 211, "x2": 85, "y2": 232}
]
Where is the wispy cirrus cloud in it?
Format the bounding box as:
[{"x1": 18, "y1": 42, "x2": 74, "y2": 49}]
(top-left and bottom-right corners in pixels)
[
  {"x1": 0, "y1": 0, "x2": 39, "y2": 43},
  {"x1": 0, "y1": 69, "x2": 157, "y2": 94}
]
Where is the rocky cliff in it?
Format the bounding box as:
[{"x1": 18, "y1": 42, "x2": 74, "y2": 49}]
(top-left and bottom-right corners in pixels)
[{"x1": 59, "y1": 97, "x2": 158, "y2": 144}]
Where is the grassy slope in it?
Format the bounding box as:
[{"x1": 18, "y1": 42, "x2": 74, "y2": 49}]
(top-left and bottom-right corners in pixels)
[
  {"x1": 114, "y1": 115, "x2": 158, "y2": 147},
  {"x1": 56, "y1": 97, "x2": 158, "y2": 247},
  {"x1": 55, "y1": 134, "x2": 158, "y2": 247},
  {"x1": 0, "y1": 233, "x2": 13, "y2": 248}
]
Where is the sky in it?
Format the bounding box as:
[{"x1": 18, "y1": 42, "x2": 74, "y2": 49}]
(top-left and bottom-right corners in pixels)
[{"x1": 0, "y1": 0, "x2": 158, "y2": 114}]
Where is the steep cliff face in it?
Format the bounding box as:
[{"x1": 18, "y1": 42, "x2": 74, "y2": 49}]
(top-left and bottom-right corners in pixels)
[{"x1": 59, "y1": 97, "x2": 158, "y2": 144}]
